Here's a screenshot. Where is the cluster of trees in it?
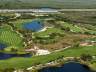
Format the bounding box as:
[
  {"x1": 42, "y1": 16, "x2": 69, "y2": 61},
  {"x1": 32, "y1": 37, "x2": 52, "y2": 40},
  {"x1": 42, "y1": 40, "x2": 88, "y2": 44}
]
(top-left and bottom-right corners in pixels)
[
  {"x1": 17, "y1": 29, "x2": 34, "y2": 48},
  {"x1": 0, "y1": 16, "x2": 9, "y2": 22},
  {"x1": 80, "y1": 54, "x2": 92, "y2": 61}
]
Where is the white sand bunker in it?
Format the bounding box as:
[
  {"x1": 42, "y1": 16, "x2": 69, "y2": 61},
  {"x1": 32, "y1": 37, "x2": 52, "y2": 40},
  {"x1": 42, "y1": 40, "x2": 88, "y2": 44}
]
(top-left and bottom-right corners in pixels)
[{"x1": 36, "y1": 49, "x2": 50, "y2": 56}]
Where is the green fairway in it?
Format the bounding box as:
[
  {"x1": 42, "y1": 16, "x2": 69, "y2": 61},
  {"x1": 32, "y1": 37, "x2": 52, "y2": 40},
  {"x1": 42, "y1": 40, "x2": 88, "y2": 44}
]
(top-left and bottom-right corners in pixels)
[
  {"x1": 0, "y1": 29, "x2": 23, "y2": 48},
  {"x1": 58, "y1": 21, "x2": 85, "y2": 33},
  {"x1": 34, "y1": 28, "x2": 64, "y2": 37},
  {"x1": 33, "y1": 28, "x2": 65, "y2": 44}
]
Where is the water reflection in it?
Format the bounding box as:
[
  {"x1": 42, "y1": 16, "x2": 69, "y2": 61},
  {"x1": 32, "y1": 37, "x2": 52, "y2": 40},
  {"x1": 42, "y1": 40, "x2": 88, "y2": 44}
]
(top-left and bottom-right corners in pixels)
[
  {"x1": 39, "y1": 62, "x2": 91, "y2": 72},
  {"x1": 23, "y1": 20, "x2": 43, "y2": 32},
  {"x1": 0, "y1": 52, "x2": 31, "y2": 60}
]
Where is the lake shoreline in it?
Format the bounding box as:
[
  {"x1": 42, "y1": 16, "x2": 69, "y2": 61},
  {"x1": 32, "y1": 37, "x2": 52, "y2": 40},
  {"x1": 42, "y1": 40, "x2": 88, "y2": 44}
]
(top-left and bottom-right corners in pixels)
[{"x1": 26, "y1": 57, "x2": 93, "y2": 72}]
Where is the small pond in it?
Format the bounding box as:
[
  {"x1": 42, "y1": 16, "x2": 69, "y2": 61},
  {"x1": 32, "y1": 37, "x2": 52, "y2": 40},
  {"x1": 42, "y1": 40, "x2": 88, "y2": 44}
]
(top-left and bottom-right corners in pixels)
[
  {"x1": 0, "y1": 52, "x2": 32, "y2": 60},
  {"x1": 0, "y1": 43, "x2": 32, "y2": 60},
  {"x1": 23, "y1": 20, "x2": 44, "y2": 32},
  {"x1": 39, "y1": 62, "x2": 91, "y2": 72}
]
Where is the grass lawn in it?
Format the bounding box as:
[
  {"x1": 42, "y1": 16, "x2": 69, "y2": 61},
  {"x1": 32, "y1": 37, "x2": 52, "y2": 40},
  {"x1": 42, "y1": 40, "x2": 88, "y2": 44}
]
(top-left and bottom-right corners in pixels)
[
  {"x1": 0, "y1": 24, "x2": 12, "y2": 31},
  {"x1": 33, "y1": 28, "x2": 65, "y2": 44},
  {"x1": 0, "y1": 46, "x2": 96, "y2": 69},
  {"x1": 87, "y1": 30, "x2": 96, "y2": 35},
  {"x1": 0, "y1": 28, "x2": 23, "y2": 48},
  {"x1": 34, "y1": 28, "x2": 64, "y2": 37},
  {"x1": 58, "y1": 21, "x2": 85, "y2": 33},
  {"x1": 85, "y1": 37, "x2": 96, "y2": 42},
  {"x1": 58, "y1": 21, "x2": 96, "y2": 34}
]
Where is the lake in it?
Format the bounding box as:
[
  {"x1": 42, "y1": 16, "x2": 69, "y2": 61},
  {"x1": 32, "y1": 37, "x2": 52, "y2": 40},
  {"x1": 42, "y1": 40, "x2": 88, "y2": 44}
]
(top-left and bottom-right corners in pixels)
[
  {"x1": 39, "y1": 62, "x2": 91, "y2": 72},
  {"x1": 23, "y1": 20, "x2": 44, "y2": 32}
]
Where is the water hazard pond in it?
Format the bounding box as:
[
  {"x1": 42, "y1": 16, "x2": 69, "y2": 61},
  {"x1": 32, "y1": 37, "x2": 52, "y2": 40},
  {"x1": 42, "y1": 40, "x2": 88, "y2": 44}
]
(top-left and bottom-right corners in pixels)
[
  {"x1": 0, "y1": 52, "x2": 31, "y2": 60},
  {"x1": 23, "y1": 20, "x2": 44, "y2": 32},
  {"x1": 39, "y1": 62, "x2": 91, "y2": 72},
  {"x1": 0, "y1": 43, "x2": 31, "y2": 60}
]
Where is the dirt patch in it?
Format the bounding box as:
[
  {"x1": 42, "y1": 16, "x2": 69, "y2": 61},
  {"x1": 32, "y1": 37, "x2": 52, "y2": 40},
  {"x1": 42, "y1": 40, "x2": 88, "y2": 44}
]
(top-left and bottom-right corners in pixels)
[{"x1": 35, "y1": 33, "x2": 94, "y2": 51}]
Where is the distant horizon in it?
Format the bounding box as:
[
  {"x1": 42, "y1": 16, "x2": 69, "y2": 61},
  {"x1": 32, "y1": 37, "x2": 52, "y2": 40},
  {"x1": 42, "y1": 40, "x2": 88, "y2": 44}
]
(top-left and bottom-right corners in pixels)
[
  {"x1": 1, "y1": 9, "x2": 96, "y2": 12},
  {"x1": 0, "y1": 0, "x2": 96, "y2": 9}
]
